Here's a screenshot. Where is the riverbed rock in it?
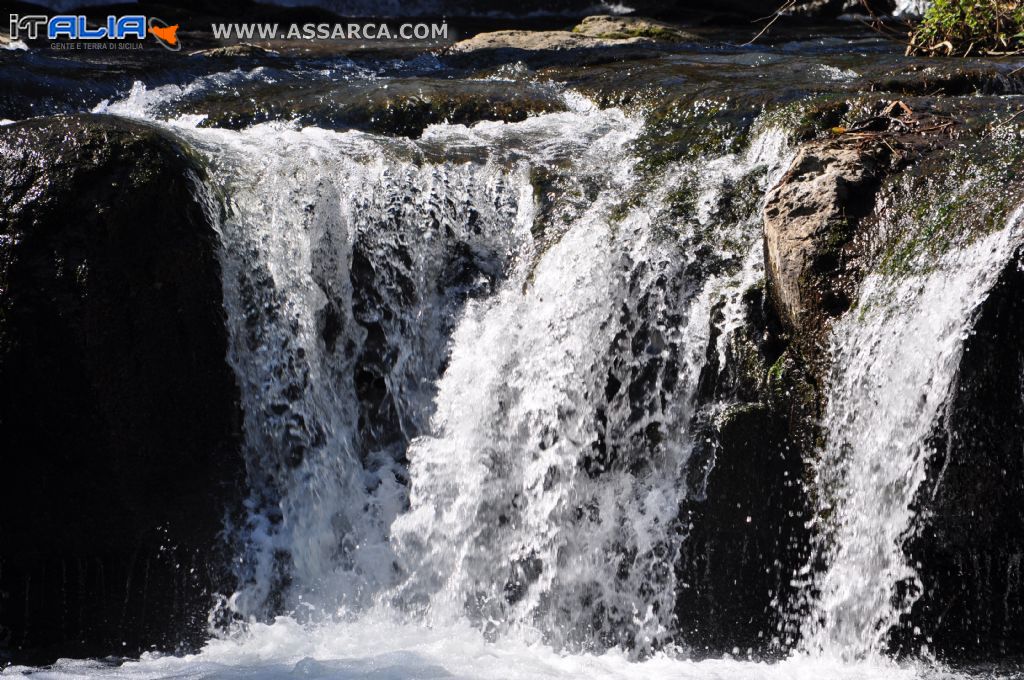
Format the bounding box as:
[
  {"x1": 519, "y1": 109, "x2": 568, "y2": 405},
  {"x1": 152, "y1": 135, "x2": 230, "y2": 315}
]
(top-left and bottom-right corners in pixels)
[
  {"x1": 896, "y1": 250, "x2": 1024, "y2": 660},
  {"x1": 571, "y1": 15, "x2": 701, "y2": 42},
  {"x1": 0, "y1": 114, "x2": 243, "y2": 663},
  {"x1": 190, "y1": 42, "x2": 278, "y2": 58},
  {"x1": 761, "y1": 105, "x2": 1024, "y2": 658},
  {"x1": 443, "y1": 30, "x2": 659, "y2": 68}
]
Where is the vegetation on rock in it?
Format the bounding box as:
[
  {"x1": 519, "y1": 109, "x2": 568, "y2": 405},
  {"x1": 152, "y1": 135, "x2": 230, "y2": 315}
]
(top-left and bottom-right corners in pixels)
[{"x1": 909, "y1": 0, "x2": 1024, "y2": 55}]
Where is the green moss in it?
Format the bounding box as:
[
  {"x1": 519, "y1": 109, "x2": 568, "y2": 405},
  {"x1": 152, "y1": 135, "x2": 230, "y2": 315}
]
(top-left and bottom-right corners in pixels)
[
  {"x1": 871, "y1": 129, "x2": 1024, "y2": 280},
  {"x1": 604, "y1": 97, "x2": 761, "y2": 236},
  {"x1": 910, "y1": 0, "x2": 1024, "y2": 56},
  {"x1": 572, "y1": 24, "x2": 681, "y2": 41},
  {"x1": 570, "y1": 18, "x2": 695, "y2": 42},
  {"x1": 767, "y1": 352, "x2": 787, "y2": 384}
]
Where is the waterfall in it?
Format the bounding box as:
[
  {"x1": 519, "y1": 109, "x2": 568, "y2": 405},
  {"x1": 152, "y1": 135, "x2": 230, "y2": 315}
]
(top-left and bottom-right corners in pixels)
[
  {"x1": 181, "y1": 100, "x2": 636, "y2": 621},
  {"x1": 85, "y1": 73, "x2": 1023, "y2": 674},
  {"x1": 207, "y1": 126, "x2": 534, "y2": 618},
  {"x1": 94, "y1": 68, "x2": 1023, "y2": 673},
  {"x1": 92, "y1": 82, "x2": 793, "y2": 655},
  {"x1": 387, "y1": 126, "x2": 790, "y2": 654},
  {"x1": 799, "y1": 205, "x2": 1024, "y2": 660}
]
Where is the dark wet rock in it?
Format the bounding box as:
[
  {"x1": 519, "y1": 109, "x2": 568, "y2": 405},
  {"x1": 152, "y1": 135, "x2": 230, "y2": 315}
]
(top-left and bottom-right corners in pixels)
[
  {"x1": 865, "y1": 135, "x2": 1024, "y2": 659},
  {"x1": 571, "y1": 16, "x2": 702, "y2": 42},
  {"x1": 678, "y1": 286, "x2": 815, "y2": 657},
  {"x1": 870, "y1": 64, "x2": 1024, "y2": 97},
  {"x1": 189, "y1": 78, "x2": 565, "y2": 137},
  {"x1": 894, "y1": 250, "x2": 1024, "y2": 660},
  {"x1": 792, "y1": 0, "x2": 897, "y2": 18},
  {"x1": 0, "y1": 114, "x2": 243, "y2": 663},
  {"x1": 759, "y1": 104, "x2": 1024, "y2": 659},
  {"x1": 762, "y1": 102, "x2": 955, "y2": 353}
]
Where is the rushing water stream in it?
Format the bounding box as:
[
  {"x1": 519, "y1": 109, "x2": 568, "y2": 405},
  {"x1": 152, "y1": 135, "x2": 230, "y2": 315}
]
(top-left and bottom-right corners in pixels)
[{"x1": 3, "y1": 27, "x2": 1024, "y2": 677}]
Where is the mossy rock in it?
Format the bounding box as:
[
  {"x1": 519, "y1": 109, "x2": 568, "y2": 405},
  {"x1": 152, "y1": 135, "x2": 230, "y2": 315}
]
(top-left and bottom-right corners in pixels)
[{"x1": 571, "y1": 15, "x2": 702, "y2": 43}]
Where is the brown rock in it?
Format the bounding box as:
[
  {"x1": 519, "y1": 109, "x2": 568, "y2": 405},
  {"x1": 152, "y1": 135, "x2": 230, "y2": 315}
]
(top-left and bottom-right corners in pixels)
[
  {"x1": 571, "y1": 15, "x2": 701, "y2": 42},
  {"x1": 444, "y1": 29, "x2": 657, "y2": 67},
  {"x1": 762, "y1": 137, "x2": 894, "y2": 336}
]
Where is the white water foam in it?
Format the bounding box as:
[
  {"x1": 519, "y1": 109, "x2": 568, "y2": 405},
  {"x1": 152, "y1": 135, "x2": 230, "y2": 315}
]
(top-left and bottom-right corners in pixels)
[
  {"x1": 87, "y1": 74, "x2": 785, "y2": 659},
  {"x1": 3, "y1": 616, "x2": 938, "y2": 680}
]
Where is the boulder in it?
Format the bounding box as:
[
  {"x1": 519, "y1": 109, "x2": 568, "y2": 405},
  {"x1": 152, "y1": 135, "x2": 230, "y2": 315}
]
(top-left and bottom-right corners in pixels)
[
  {"x1": 762, "y1": 136, "x2": 895, "y2": 340},
  {"x1": 571, "y1": 15, "x2": 701, "y2": 42},
  {"x1": 760, "y1": 104, "x2": 1024, "y2": 658},
  {"x1": 190, "y1": 43, "x2": 278, "y2": 58},
  {"x1": 443, "y1": 30, "x2": 659, "y2": 68},
  {"x1": 0, "y1": 114, "x2": 243, "y2": 663},
  {"x1": 184, "y1": 78, "x2": 566, "y2": 137}
]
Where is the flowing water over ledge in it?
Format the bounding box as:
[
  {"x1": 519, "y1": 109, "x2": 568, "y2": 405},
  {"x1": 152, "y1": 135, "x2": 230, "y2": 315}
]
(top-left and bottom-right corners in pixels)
[
  {"x1": 800, "y1": 208, "x2": 1024, "y2": 661},
  {"x1": 2, "y1": 28, "x2": 1024, "y2": 680}
]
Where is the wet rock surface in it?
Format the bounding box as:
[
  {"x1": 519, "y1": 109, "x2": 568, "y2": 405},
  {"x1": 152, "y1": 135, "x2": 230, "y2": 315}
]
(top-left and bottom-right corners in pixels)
[
  {"x1": 757, "y1": 104, "x2": 1024, "y2": 658},
  {"x1": 763, "y1": 137, "x2": 895, "y2": 337},
  {"x1": 444, "y1": 29, "x2": 660, "y2": 67},
  {"x1": 186, "y1": 78, "x2": 566, "y2": 137},
  {"x1": 678, "y1": 287, "x2": 815, "y2": 658},
  {"x1": 0, "y1": 115, "x2": 243, "y2": 663},
  {"x1": 898, "y1": 251, "x2": 1024, "y2": 660},
  {"x1": 189, "y1": 43, "x2": 278, "y2": 58},
  {"x1": 761, "y1": 100, "x2": 961, "y2": 358}
]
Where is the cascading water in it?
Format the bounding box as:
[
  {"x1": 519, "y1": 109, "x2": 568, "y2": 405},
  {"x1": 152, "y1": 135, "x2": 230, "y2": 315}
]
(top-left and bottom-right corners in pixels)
[
  {"x1": 12, "y1": 43, "x2": 1020, "y2": 675},
  {"x1": 188, "y1": 96, "x2": 793, "y2": 655},
  {"x1": 799, "y1": 206, "x2": 1024, "y2": 661},
  {"x1": 207, "y1": 124, "x2": 534, "y2": 619},
  {"x1": 206, "y1": 101, "x2": 655, "y2": 626},
  {"x1": 388, "y1": 120, "x2": 791, "y2": 656},
  {"x1": 86, "y1": 72, "x2": 800, "y2": 666}
]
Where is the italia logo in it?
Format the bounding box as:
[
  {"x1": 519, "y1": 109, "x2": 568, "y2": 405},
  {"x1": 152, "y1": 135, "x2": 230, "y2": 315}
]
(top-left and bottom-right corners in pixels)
[{"x1": 9, "y1": 14, "x2": 182, "y2": 50}]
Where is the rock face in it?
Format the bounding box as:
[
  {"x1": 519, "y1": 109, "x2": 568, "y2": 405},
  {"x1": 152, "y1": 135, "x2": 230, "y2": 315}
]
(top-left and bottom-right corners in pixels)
[
  {"x1": 899, "y1": 249, "x2": 1024, "y2": 660},
  {"x1": 762, "y1": 137, "x2": 894, "y2": 339},
  {"x1": 676, "y1": 287, "x2": 814, "y2": 657},
  {"x1": 0, "y1": 115, "x2": 243, "y2": 663},
  {"x1": 186, "y1": 79, "x2": 566, "y2": 137}
]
